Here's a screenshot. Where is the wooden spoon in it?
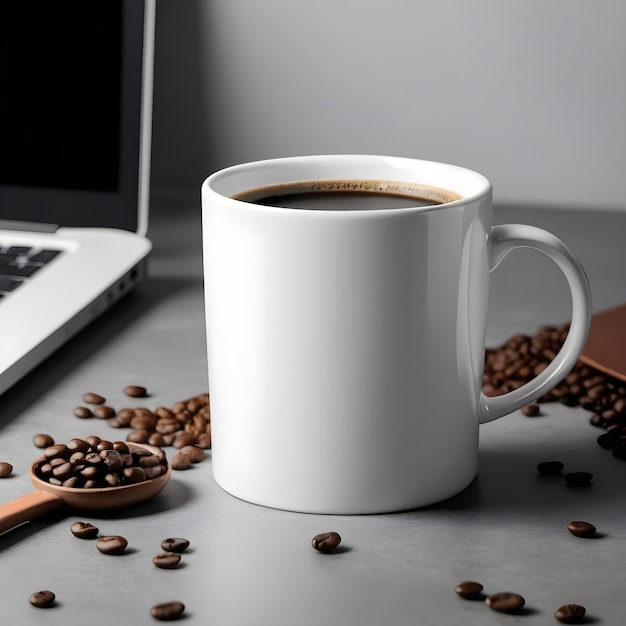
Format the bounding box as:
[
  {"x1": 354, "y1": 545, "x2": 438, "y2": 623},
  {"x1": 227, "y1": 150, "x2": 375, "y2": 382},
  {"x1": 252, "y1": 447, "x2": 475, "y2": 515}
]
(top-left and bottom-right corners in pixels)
[{"x1": 0, "y1": 444, "x2": 171, "y2": 534}]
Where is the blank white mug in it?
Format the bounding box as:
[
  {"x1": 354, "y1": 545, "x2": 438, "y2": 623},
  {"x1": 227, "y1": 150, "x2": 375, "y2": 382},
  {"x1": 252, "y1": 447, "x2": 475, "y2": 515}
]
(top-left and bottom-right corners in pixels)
[{"x1": 202, "y1": 155, "x2": 591, "y2": 514}]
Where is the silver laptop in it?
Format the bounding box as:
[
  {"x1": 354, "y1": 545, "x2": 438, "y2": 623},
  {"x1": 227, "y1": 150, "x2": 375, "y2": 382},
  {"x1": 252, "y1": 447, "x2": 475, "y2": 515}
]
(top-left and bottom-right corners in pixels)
[{"x1": 0, "y1": 0, "x2": 156, "y2": 395}]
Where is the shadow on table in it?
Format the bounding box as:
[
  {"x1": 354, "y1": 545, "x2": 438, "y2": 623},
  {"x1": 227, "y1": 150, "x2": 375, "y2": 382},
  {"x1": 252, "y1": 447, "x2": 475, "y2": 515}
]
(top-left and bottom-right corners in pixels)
[
  {"x1": 0, "y1": 276, "x2": 196, "y2": 428},
  {"x1": 0, "y1": 476, "x2": 195, "y2": 549},
  {"x1": 417, "y1": 433, "x2": 621, "y2": 516}
]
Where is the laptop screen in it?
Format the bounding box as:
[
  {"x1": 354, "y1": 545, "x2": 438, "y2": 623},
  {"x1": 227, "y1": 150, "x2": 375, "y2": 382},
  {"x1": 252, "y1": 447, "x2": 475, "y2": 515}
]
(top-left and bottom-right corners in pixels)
[{"x1": 0, "y1": 0, "x2": 151, "y2": 233}]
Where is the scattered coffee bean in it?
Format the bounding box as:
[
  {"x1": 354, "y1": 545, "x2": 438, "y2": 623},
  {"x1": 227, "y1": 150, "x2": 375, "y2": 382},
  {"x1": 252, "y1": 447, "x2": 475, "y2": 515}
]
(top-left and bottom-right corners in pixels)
[
  {"x1": 70, "y1": 521, "x2": 99, "y2": 539},
  {"x1": 33, "y1": 433, "x2": 55, "y2": 448},
  {"x1": 73, "y1": 406, "x2": 93, "y2": 419},
  {"x1": 96, "y1": 535, "x2": 128, "y2": 555},
  {"x1": 311, "y1": 531, "x2": 342, "y2": 553},
  {"x1": 555, "y1": 603, "x2": 586, "y2": 624},
  {"x1": 0, "y1": 461, "x2": 13, "y2": 478},
  {"x1": 83, "y1": 392, "x2": 106, "y2": 405},
  {"x1": 485, "y1": 592, "x2": 526, "y2": 614},
  {"x1": 179, "y1": 444, "x2": 205, "y2": 463},
  {"x1": 455, "y1": 581, "x2": 484, "y2": 599},
  {"x1": 564, "y1": 471, "x2": 593, "y2": 486},
  {"x1": 124, "y1": 385, "x2": 148, "y2": 397},
  {"x1": 567, "y1": 521, "x2": 596, "y2": 538},
  {"x1": 150, "y1": 601, "x2": 185, "y2": 621},
  {"x1": 161, "y1": 537, "x2": 190, "y2": 553},
  {"x1": 537, "y1": 461, "x2": 565, "y2": 475},
  {"x1": 94, "y1": 405, "x2": 116, "y2": 420},
  {"x1": 522, "y1": 403, "x2": 541, "y2": 417},
  {"x1": 153, "y1": 552, "x2": 182, "y2": 569},
  {"x1": 29, "y1": 590, "x2": 55, "y2": 608},
  {"x1": 171, "y1": 452, "x2": 192, "y2": 470}
]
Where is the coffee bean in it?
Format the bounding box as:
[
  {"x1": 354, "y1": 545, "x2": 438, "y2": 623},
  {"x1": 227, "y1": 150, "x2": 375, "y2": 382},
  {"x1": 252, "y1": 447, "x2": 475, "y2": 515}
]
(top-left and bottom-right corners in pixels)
[
  {"x1": 70, "y1": 521, "x2": 99, "y2": 539},
  {"x1": 522, "y1": 403, "x2": 540, "y2": 417},
  {"x1": 34, "y1": 436, "x2": 167, "y2": 489},
  {"x1": 44, "y1": 444, "x2": 70, "y2": 460},
  {"x1": 124, "y1": 385, "x2": 148, "y2": 397},
  {"x1": 83, "y1": 392, "x2": 105, "y2": 405},
  {"x1": 455, "y1": 581, "x2": 484, "y2": 599},
  {"x1": 153, "y1": 552, "x2": 182, "y2": 569},
  {"x1": 33, "y1": 433, "x2": 55, "y2": 448},
  {"x1": 0, "y1": 461, "x2": 13, "y2": 478},
  {"x1": 484, "y1": 324, "x2": 626, "y2": 445},
  {"x1": 67, "y1": 438, "x2": 90, "y2": 453},
  {"x1": 150, "y1": 601, "x2": 185, "y2": 621},
  {"x1": 555, "y1": 603, "x2": 586, "y2": 624},
  {"x1": 172, "y1": 431, "x2": 197, "y2": 449},
  {"x1": 537, "y1": 461, "x2": 564, "y2": 475},
  {"x1": 311, "y1": 531, "x2": 342, "y2": 553},
  {"x1": 161, "y1": 537, "x2": 190, "y2": 553},
  {"x1": 29, "y1": 590, "x2": 55, "y2": 608},
  {"x1": 179, "y1": 444, "x2": 205, "y2": 463},
  {"x1": 564, "y1": 471, "x2": 593, "y2": 486},
  {"x1": 123, "y1": 466, "x2": 147, "y2": 483},
  {"x1": 171, "y1": 452, "x2": 192, "y2": 471},
  {"x1": 94, "y1": 405, "x2": 116, "y2": 420},
  {"x1": 485, "y1": 592, "x2": 526, "y2": 613},
  {"x1": 567, "y1": 521, "x2": 596, "y2": 538},
  {"x1": 96, "y1": 535, "x2": 128, "y2": 554},
  {"x1": 73, "y1": 406, "x2": 93, "y2": 419}
]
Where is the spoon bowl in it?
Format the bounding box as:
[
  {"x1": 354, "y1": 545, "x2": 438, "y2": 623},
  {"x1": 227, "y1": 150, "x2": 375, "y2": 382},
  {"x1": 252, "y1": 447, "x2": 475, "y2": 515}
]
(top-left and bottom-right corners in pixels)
[{"x1": 1, "y1": 444, "x2": 171, "y2": 534}]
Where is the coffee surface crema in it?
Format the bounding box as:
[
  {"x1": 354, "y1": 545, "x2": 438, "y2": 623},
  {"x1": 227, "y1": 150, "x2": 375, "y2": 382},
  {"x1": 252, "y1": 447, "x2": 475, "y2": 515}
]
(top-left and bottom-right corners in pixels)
[{"x1": 232, "y1": 179, "x2": 462, "y2": 210}]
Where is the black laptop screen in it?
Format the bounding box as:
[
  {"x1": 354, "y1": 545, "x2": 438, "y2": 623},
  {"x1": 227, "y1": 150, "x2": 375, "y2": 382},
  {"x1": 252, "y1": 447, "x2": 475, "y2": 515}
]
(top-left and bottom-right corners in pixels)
[{"x1": 0, "y1": 0, "x2": 147, "y2": 232}]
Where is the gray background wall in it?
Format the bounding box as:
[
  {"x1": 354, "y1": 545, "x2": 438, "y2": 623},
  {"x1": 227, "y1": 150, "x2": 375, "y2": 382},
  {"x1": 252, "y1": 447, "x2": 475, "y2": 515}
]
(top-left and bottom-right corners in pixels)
[{"x1": 150, "y1": 0, "x2": 626, "y2": 211}]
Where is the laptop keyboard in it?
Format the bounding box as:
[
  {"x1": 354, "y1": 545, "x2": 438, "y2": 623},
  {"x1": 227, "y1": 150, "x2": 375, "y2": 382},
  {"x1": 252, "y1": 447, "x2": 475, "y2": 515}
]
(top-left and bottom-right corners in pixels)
[{"x1": 0, "y1": 245, "x2": 62, "y2": 301}]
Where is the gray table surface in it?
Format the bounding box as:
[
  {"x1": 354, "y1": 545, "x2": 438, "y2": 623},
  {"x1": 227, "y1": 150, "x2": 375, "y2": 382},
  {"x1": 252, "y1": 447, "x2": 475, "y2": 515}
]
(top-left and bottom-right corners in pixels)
[{"x1": 1, "y1": 200, "x2": 625, "y2": 625}]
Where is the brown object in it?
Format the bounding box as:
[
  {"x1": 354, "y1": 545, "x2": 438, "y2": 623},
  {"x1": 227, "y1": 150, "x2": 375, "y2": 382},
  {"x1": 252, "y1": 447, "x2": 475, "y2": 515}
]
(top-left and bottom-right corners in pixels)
[
  {"x1": 555, "y1": 603, "x2": 586, "y2": 623},
  {"x1": 485, "y1": 592, "x2": 526, "y2": 613},
  {"x1": 0, "y1": 444, "x2": 170, "y2": 534},
  {"x1": 580, "y1": 303, "x2": 626, "y2": 382},
  {"x1": 567, "y1": 520, "x2": 596, "y2": 538},
  {"x1": 455, "y1": 581, "x2": 484, "y2": 599}
]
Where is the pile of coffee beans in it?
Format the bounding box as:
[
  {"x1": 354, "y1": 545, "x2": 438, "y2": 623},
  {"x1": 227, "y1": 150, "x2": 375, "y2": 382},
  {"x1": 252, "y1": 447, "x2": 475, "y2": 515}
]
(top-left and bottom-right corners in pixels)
[
  {"x1": 72, "y1": 389, "x2": 211, "y2": 471},
  {"x1": 33, "y1": 437, "x2": 167, "y2": 488},
  {"x1": 483, "y1": 323, "x2": 626, "y2": 457}
]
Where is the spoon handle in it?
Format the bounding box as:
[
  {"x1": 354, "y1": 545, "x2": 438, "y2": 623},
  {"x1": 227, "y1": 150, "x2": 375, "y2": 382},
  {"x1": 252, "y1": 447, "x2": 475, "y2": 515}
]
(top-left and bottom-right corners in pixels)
[{"x1": 0, "y1": 490, "x2": 63, "y2": 535}]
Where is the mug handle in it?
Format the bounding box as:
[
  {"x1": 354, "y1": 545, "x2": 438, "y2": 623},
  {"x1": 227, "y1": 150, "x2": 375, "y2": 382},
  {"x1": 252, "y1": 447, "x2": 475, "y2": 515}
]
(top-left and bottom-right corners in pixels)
[{"x1": 479, "y1": 224, "x2": 592, "y2": 424}]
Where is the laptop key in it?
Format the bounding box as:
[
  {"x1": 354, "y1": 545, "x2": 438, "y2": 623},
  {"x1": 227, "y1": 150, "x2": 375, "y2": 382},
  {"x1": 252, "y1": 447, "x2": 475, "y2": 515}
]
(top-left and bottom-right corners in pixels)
[
  {"x1": 0, "y1": 276, "x2": 22, "y2": 293},
  {"x1": 0, "y1": 264, "x2": 41, "y2": 278},
  {"x1": 5, "y1": 246, "x2": 31, "y2": 255},
  {"x1": 29, "y1": 249, "x2": 61, "y2": 264}
]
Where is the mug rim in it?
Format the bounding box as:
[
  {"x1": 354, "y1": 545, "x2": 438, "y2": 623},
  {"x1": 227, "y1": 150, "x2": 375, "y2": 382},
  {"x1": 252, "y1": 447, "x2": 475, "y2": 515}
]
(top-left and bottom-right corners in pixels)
[{"x1": 204, "y1": 154, "x2": 492, "y2": 214}]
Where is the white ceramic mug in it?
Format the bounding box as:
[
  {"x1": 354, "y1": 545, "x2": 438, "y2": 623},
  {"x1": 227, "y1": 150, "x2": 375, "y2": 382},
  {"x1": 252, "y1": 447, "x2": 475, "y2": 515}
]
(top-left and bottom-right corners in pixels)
[{"x1": 202, "y1": 155, "x2": 591, "y2": 514}]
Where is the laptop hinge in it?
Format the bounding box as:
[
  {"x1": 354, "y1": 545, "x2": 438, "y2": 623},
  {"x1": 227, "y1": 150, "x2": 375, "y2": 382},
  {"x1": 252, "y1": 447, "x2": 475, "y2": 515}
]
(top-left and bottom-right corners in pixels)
[{"x1": 0, "y1": 220, "x2": 59, "y2": 233}]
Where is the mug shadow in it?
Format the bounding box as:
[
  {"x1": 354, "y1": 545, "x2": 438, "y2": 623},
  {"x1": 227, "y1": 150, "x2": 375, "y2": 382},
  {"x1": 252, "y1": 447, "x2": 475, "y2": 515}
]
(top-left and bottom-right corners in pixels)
[{"x1": 411, "y1": 427, "x2": 622, "y2": 517}]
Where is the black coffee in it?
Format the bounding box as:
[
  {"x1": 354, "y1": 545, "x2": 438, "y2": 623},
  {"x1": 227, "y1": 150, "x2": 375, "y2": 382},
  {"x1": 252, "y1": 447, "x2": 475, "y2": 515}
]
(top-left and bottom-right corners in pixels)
[{"x1": 232, "y1": 179, "x2": 462, "y2": 210}]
